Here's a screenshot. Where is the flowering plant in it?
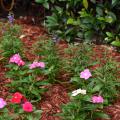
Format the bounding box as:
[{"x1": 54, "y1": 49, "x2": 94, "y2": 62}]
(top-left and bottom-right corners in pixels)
[
  {"x1": 6, "y1": 54, "x2": 49, "y2": 102},
  {"x1": 0, "y1": 95, "x2": 42, "y2": 120}
]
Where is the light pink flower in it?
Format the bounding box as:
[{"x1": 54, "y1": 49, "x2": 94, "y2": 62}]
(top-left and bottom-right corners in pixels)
[
  {"x1": 0, "y1": 98, "x2": 7, "y2": 109},
  {"x1": 29, "y1": 61, "x2": 38, "y2": 69},
  {"x1": 80, "y1": 69, "x2": 92, "y2": 80},
  {"x1": 29, "y1": 64, "x2": 36, "y2": 69},
  {"x1": 37, "y1": 62, "x2": 45, "y2": 68},
  {"x1": 92, "y1": 95, "x2": 104, "y2": 103},
  {"x1": 29, "y1": 61, "x2": 45, "y2": 69}
]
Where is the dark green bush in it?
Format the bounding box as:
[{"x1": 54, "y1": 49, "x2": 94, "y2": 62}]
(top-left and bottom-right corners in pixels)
[{"x1": 36, "y1": 0, "x2": 120, "y2": 47}]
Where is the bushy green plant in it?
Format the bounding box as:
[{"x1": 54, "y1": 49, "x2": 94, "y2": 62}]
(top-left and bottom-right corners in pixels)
[
  {"x1": 57, "y1": 44, "x2": 120, "y2": 120},
  {"x1": 105, "y1": 32, "x2": 120, "y2": 47},
  {"x1": 32, "y1": 38, "x2": 61, "y2": 83},
  {"x1": 59, "y1": 95, "x2": 110, "y2": 120},
  {"x1": 6, "y1": 62, "x2": 49, "y2": 102},
  {"x1": 63, "y1": 43, "x2": 92, "y2": 74},
  {"x1": 0, "y1": 101, "x2": 42, "y2": 120},
  {"x1": 0, "y1": 24, "x2": 23, "y2": 60}
]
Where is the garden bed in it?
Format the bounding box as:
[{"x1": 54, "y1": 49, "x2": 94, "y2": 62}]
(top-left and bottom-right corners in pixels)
[{"x1": 0, "y1": 17, "x2": 120, "y2": 120}]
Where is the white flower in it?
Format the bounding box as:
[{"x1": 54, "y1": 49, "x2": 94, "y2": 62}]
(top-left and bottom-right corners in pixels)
[{"x1": 71, "y1": 88, "x2": 86, "y2": 96}]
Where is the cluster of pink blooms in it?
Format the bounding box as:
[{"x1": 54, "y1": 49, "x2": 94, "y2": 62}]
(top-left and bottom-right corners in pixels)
[
  {"x1": 92, "y1": 95, "x2": 104, "y2": 103},
  {"x1": 29, "y1": 61, "x2": 45, "y2": 69},
  {"x1": 80, "y1": 69, "x2": 92, "y2": 80},
  {"x1": 9, "y1": 54, "x2": 45, "y2": 70},
  {"x1": 9, "y1": 54, "x2": 25, "y2": 66}
]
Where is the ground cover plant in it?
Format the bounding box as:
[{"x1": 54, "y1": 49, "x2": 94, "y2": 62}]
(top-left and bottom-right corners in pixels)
[{"x1": 0, "y1": 2, "x2": 120, "y2": 119}]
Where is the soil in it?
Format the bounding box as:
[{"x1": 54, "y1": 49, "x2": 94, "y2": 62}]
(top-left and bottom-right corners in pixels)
[{"x1": 0, "y1": 16, "x2": 120, "y2": 120}]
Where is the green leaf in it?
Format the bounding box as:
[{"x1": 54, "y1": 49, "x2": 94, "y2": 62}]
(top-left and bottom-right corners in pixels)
[
  {"x1": 35, "y1": 0, "x2": 44, "y2": 3},
  {"x1": 90, "y1": 0, "x2": 96, "y2": 3},
  {"x1": 83, "y1": 0, "x2": 88, "y2": 9},
  {"x1": 111, "y1": 40, "x2": 120, "y2": 47},
  {"x1": 67, "y1": 18, "x2": 74, "y2": 25},
  {"x1": 106, "y1": 32, "x2": 113, "y2": 38},
  {"x1": 70, "y1": 77, "x2": 79, "y2": 82},
  {"x1": 84, "y1": 30, "x2": 93, "y2": 41},
  {"x1": 43, "y1": 2, "x2": 49, "y2": 9},
  {"x1": 92, "y1": 84, "x2": 103, "y2": 93},
  {"x1": 112, "y1": 0, "x2": 118, "y2": 6},
  {"x1": 93, "y1": 112, "x2": 110, "y2": 119}
]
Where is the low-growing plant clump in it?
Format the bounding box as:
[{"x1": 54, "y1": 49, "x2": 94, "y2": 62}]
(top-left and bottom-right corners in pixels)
[{"x1": 0, "y1": 13, "x2": 120, "y2": 120}]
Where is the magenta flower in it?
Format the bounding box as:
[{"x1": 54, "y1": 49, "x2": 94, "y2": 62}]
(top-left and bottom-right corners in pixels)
[
  {"x1": 22, "y1": 102, "x2": 33, "y2": 112},
  {"x1": 92, "y1": 95, "x2": 104, "y2": 103},
  {"x1": 80, "y1": 69, "x2": 92, "y2": 80},
  {"x1": 9, "y1": 54, "x2": 21, "y2": 63},
  {"x1": 0, "y1": 98, "x2": 7, "y2": 109},
  {"x1": 17, "y1": 60, "x2": 25, "y2": 66},
  {"x1": 9, "y1": 54, "x2": 25, "y2": 66}
]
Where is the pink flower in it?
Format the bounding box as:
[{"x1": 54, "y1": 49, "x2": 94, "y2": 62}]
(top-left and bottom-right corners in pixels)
[
  {"x1": 29, "y1": 61, "x2": 45, "y2": 69},
  {"x1": 9, "y1": 54, "x2": 25, "y2": 66},
  {"x1": 29, "y1": 61, "x2": 38, "y2": 69},
  {"x1": 17, "y1": 60, "x2": 25, "y2": 66},
  {"x1": 0, "y1": 98, "x2": 7, "y2": 109},
  {"x1": 37, "y1": 62, "x2": 45, "y2": 68},
  {"x1": 22, "y1": 102, "x2": 33, "y2": 112},
  {"x1": 80, "y1": 69, "x2": 92, "y2": 80},
  {"x1": 9, "y1": 54, "x2": 21, "y2": 63},
  {"x1": 92, "y1": 95, "x2": 104, "y2": 103}
]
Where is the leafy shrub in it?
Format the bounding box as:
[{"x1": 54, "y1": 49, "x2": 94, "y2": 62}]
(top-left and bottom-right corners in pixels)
[
  {"x1": 36, "y1": 0, "x2": 120, "y2": 47},
  {"x1": 32, "y1": 38, "x2": 61, "y2": 83},
  {"x1": 57, "y1": 43, "x2": 120, "y2": 120},
  {"x1": 6, "y1": 61, "x2": 49, "y2": 102},
  {"x1": 0, "y1": 24, "x2": 23, "y2": 60}
]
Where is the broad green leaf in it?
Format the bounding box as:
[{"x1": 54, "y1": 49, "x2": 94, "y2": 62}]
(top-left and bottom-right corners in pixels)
[
  {"x1": 111, "y1": 40, "x2": 120, "y2": 47},
  {"x1": 43, "y1": 2, "x2": 49, "y2": 9},
  {"x1": 67, "y1": 18, "x2": 74, "y2": 25},
  {"x1": 93, "y1": 112, "x2": 110, "y2": 119},
  {"x1": 92, "y1": 84, "x2": 103, "y2": 92},
  {"x1": 112, "y1": 0, "x2": 118, "y2": 6},
  {"x1": 83, "y1": 0, "x2": 88, "y2": 9},
  {"x1": 106, "y1": 32, "x2": 113, "y2": 37}
]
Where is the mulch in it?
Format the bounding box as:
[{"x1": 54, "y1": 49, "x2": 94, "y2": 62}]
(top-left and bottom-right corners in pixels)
[{"x1": 0, "y1": 16, "x2": 120, "y2": 120}]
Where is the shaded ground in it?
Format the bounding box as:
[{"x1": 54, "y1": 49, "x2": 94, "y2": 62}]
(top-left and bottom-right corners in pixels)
[{"x1": 0, "y1": 17, "x2": 120, "y2": 120}]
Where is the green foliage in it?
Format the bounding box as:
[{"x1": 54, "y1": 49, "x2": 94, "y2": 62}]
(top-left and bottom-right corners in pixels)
[
  {"x1": 36, "y1": 0, "x2": 120, "y2": 47},
  {"x1": 105, "y1": 32, "x2": 120, "y2": 47},
  {"x1": 6, "y1": 63, "x2": 49, "y2": 102},
  {"x1": 88, "y1": 58, "x2": 120, "y2": 101},
  {"x1": 0, "y1": 105, "x2": 42, "y2": 120},
  {"x1": 0, "y1": 24, "x2": 23, "y2": 60},
  {"x1": 32, "y1": 38, "x2": 61, "y2": 83},
  {"x1": 57, "y1": 44, "x2": 120, "y2": 120},
  {"x1": 63, "y1": 43, "x2": 92, "y2": 74},
  {"x1": 59, "y1": 96, "x2": 110, "y2": 120}
]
